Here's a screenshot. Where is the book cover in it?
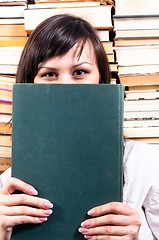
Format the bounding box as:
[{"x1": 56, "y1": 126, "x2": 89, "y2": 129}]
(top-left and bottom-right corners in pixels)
[{"x1": 11, "y1": 84, "x2": 124, "y2": 240}]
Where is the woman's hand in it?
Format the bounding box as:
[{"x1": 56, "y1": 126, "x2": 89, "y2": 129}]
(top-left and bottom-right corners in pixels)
[
  {"x1": 79, "y1": 202, "x2": 141, "y2": 240},
  {"x1": 0, "y1": 177, "x2": 53, "y2": 240}
]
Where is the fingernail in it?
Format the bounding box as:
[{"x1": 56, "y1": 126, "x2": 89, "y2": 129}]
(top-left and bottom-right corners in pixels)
[
  {"x1": 81, "y1": 220, "x2": 90, "y2": 228},
  {"x1": 30, "y1": 187, "x2": 38, "y2": 195},
  {"x1": 78, "y1": 228, "x2": 88, "y2": 234},
  {"x1": 84, "y1": 235, "x2": 92, "y2": 239},
  {"x1": 44, "y1": 209, "x2": 53, "y2": 216},
  {"x1": 87, "y1": 209, "x2": 95, "y2": 216},
  {"x1": 39, "y1": 217, "x2": 48, "y2": 222},
  {"x1": 44, "y1": 201, "x2": 53, "y2": 208}
]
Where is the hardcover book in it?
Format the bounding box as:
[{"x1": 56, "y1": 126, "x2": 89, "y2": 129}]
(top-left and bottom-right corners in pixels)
[
  {"x1": 11, "y1": 84, "x2": 124, "y2": 240},
  {"x1": 24, "y1": 5, "x2": 113, "y2": 34}
]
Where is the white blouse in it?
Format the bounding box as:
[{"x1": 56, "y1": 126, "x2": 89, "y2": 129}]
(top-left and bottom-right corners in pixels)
[{"x1": 1, "y1": 140, "x2": 159, "y2": 240}]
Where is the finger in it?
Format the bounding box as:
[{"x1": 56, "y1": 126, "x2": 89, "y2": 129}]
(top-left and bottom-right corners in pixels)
[
  {"x1": 0, "y1": 177, "x2": 38, "y2": 196},
  {"x1": 81, "y1": 214, "x2": 134, "y2": 228},
  {"x1": 84, "y1": 235, "x2": 123, "y2": 240},
  {"x1": 1, "y1": 205, "x2": 53, "y2": 218},
  {"x1": 0, "y1": 194, "x2": 53, "y2": 209},
  {"x1": 79, "y1": 225, "x2": 131, "y2": 237},
  {"x1": 87, "y1": 202, "x2": 136, "y2": 217},
  {"x1": 2, "y1": 214, "x2": 49, "y2": 228}
]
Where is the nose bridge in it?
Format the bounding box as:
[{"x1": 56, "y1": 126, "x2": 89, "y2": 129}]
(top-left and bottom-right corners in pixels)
[{"x1": 58, "y1": 73, "x2": 74, "y2": 84}]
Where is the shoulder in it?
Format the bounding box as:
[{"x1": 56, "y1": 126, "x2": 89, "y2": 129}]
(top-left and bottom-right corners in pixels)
[
  {"x1": 123, "y1": 139, "x2": 159, "y2": 185},
  {"x1": 124, "y1": 139, "x2": 159, "y2": 164}
]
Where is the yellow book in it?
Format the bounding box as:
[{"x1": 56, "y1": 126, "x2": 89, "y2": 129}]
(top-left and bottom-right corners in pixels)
[{"x1": 0, "y1": 36, "x2": 28, "y2": 46}]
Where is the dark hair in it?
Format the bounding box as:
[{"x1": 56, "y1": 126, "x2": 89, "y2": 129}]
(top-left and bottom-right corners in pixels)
[{"x1": 16, "y1": 14, "x2": 111, "y2": 84}]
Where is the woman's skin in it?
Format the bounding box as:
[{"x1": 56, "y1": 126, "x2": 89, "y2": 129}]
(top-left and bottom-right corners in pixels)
[
  {"x1": 34, "y1": 41, "x2": 99, "y2": 84},
  {"x1": 0, "y1": 40, "x2": 141, "y2": 240}
]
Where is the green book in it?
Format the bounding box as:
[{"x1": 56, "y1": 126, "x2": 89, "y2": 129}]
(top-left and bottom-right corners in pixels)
[{"x1": 11, "y1": 84, "x2": 124, "y2": 240}]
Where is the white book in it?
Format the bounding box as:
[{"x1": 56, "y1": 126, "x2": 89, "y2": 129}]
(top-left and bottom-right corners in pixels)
[
  {"x1": 115, "y1": 0, "x2": 159, "y2": 15},
  {"x1": 24, "y1": 5, "x2": 113, "y2": 33},
  {"x1": 125, "y1": 90, "x2": 159, "y2": 100},
  {"x1": 118, "y1": 64, "x2": 159, "y2": 75},
  {"x1": 114, "y1": 15, "x2": 159, "y2": 31},
  {"x1": 0, "y1": 146, "x2": 12, "y2": 158},
  {"x1": 0, "y1": 114, "x2": 12, "y2": 123},
  {"x1": 124, "y1": 111, "x2": 159, "y2": 120},
  {"x1": 124, "y1": 99, "x2": 159, "y2": 112},
  {"x1": 115, "y1": 45, "x2": 159, "y2": 66},
  {"x1": 0, "y1": 5, "x2": 26, "y2": 18},
  {"x1": 115, "y1": 29, "x2": 159, "y2": 38},
  {"x1": 0, "y1": 46, "x2": 23, "y2": 65},
  {"x1": 124, "y1": 126, "x2": 159, "y2": 138},
  {"x1": 124, "y1": 119, "x2": 159, "y2": 128},
  {"x1": 0, "y1": 65, "x2": 18, "y2": 75},
  {"x1": 96, "y1": 29, "x2": 110, "y2": 42},
  {"x1": 27, "y1": 2, "x2": 101, "y2": 8}
]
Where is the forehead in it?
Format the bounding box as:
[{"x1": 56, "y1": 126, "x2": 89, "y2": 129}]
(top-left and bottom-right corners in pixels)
[
  {"x1": 74, "y1": 40, "x2": 95, "y2": 59},
  {"x1": 39, "y1": 40, "x2": 96, "y2": 67}
]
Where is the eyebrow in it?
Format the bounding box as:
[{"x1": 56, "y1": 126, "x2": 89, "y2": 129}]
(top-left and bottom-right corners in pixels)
[
  {"x1": 37, "y1": 66, "x2": 55, "y2": 71},
  {"x1": 38, "y1": 62, "x2": 93, "y2": 71}
]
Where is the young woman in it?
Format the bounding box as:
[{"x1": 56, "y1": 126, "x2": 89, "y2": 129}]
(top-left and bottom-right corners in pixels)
[{"x1": 0, "y1": 14, "x2": 159, "y2": 240}]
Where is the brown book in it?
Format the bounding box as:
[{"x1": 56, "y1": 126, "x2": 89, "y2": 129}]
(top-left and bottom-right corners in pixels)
[
  {"x1": 0, "y1": 36, "x2": 28, "y2": 46},
  {"x1": 119, "y1": 73, "x2": 159, "y2": 87},
  {"x1": 0, "y1": 122, "x2": 12, "y2": 134},
  {"x1": 0, "y1": 158, "x2": 11, "y2": 174},
  {"x1": 0, "y1": 146, "x2": 12, "y2": 158},
  {"x1": 115, "y1": 37, "x2": 159, "y2": 47},
  {"x1": 0, "y1": 24, "x2": 27, "y2": 37},
  {"x1": 0, "y1": 88, "x2": 12, "y2": 102},
  {"x1": 127, "y1": 85, "x2": 159, "y2": 91},
  {"x1": 0, "y1": 102, "x2": 12, "y2": 114},
  {"x1": 132, "y1": 137, "x2": 159, "y2": 144},
  {"x1": 124, "y1": 127, "x2": 159, "y2": 138},
  {"x1": 0, "y1": 82, "x2": 13, "y2": 91},
  {"x1": 0, "y1": 1, "x2": 27, "y2": 5},
  {"x1": 0, "y1": 134, "x2": 12, "y2": 147},
  {"x1": 0, "y1": 75, "x2": 15, "y2": 83},
  {"x1": 102, "y1": 41, "x2": 113, "y2": 52}
]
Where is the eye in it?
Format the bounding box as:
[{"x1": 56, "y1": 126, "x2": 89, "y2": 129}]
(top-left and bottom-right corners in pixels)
[
  {"x1": 42, "y1": 71, "x2": 57, "y2": 78},
  {"x1": 73, "y1": 69, "x2": 88, "y2": 77}
]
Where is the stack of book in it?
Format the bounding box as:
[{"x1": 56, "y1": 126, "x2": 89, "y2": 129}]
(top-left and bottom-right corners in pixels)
[
  {"x1": 0, "y1": 75, "x2": 15, "y2": 173},
  {"x1": 124, "y1": 90, "x2": 159, "y2": 149},
  {"x1": 114, "y1": 0, "x2": 159, "y2": 87},
  {"x1": 113, "y1": 0, "x2": 159, "y2": 147},
  {"x1": 0, "y1": 0, "x2": 28, "y2": 75},
  {"x1": 23, "y1": 0, "x2": 116, "y2": 76},
  {"x1": 0, "y1": 0, "x2": 28, "y2": 172}
]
